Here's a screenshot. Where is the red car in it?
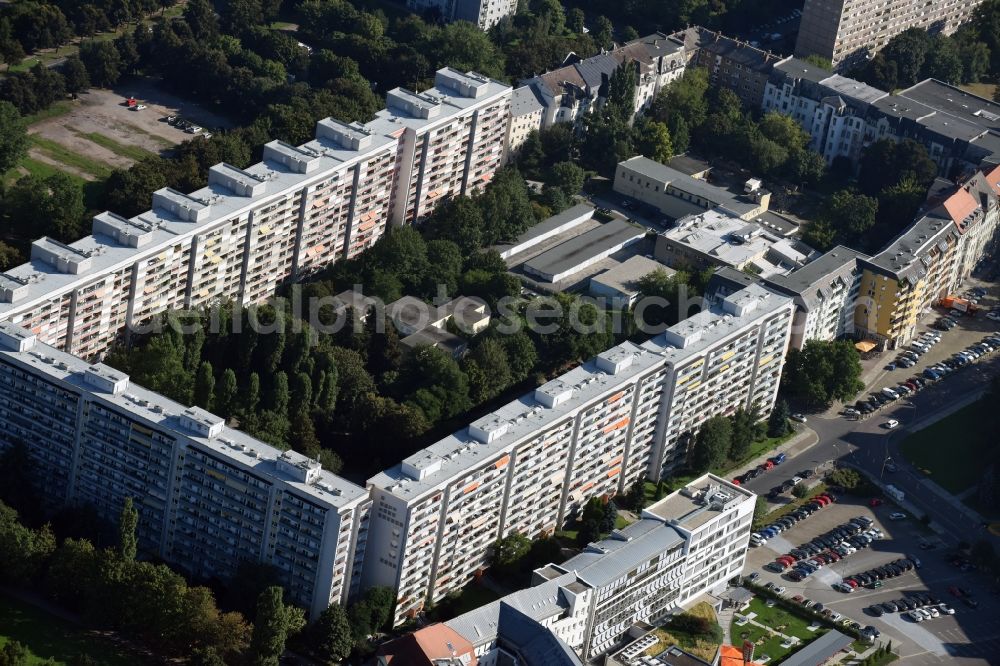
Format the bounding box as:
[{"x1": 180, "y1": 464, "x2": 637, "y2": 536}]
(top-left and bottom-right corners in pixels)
[
  {"x1": 869, "y1": 498, "x2": 883, "y2": 507},
  {"x1": 846, "y1": 579, "x2": 859, "y2": 588},
  {"x1": 732, "y1": 477, "x2": 742, "y2": 485}
]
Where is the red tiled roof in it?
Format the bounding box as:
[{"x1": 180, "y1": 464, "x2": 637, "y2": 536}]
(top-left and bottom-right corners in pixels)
[
  {"x1": 377, "y1": 624, "x2": 477, "y2": 666},
  {"x1": 984, "y1": 164, "x2": 1000, "y2": 194},
  {"x1": 942, "y1": 187, "x2": 979, "y2": 230}
]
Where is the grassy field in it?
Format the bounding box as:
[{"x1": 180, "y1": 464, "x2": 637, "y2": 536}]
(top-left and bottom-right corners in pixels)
[
  {"x1": 0, "y1": 594, "x2": 140, "y2": 665},
  {"x1": 22, "y1": 101, "x2": 75, "y2": 125},
  {"x1": 30, "y1": 136, "x2": 113, "y2": 179},
  {"x1": 72, "y1": 130, "x2": 157, "y2": 161},
  {"x1": 119, "y1": 121, "x2": 175, "y2": 149},
  {"x1": 648, "y1": 602, "x2": 720, "y2": 662},
  {"x1": 901, "y1": 399, "x2": 993, "y2": 493},
  {"x1": 960, "y1": 82, "x2": 998, "y2": 100}
]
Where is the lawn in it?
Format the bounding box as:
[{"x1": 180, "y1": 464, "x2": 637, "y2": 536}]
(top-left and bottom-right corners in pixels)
[
  {"x1": 30, "y1": 136, "x2": 112, "y2": 179},
  {"x1": 731, "y1": 598, "x2": 827, "y2": 663},
  {"x1": 744, "y1": 597, "x2": 823, "y2": 642},
  {"x1": 723, "y1": 431, "x2": 795, "y2": 474},
  {"x1": 72, "y1": 130, "x2": 157, "y2": 161},
  {"x1": 0, "y1": 593, "x2": 141, "y2": 665},
  {"x1": 754, "y1": 483, "x2": 827, "y2": 530},
  {"x1": 900, "y1": 399, "x2": 993, "y2": 493}
]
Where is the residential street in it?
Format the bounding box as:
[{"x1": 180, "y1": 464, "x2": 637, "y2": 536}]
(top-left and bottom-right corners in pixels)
[{"x1": 740, "y1": 341, "x2": 1000, "y2": 548}]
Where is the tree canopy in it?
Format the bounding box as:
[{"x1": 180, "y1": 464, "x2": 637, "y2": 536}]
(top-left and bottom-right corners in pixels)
[{"x1": 781, "y1": 340, "x2": 864, "y2": 410}]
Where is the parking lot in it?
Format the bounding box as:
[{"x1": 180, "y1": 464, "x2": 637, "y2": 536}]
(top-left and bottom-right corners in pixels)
[
  {"x1": 25, "y1": 80, "x2": 232, "y2": 180},
  {"x1": 746, "y1": 497, "x2": 1000, "y2": 663}
]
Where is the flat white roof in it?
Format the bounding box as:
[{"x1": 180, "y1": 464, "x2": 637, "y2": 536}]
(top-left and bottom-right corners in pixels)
[
  {"x1": 0, "y1": 68, "x2": 510, "y2": 321},
  {"x1": 368, "y1": 285, "x2": 791, "y2": 502},
  {"x1": 0, "y1": 322, "x2": 367, "y2": 510}
]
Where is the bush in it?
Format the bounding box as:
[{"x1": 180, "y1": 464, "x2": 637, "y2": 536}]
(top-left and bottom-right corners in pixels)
[
  {"x1": 669, "y1": 613, "x2": 712, "y2": 635},
  {"x1": 827, "y1": 468, "x2": 862, "y2": 491}
]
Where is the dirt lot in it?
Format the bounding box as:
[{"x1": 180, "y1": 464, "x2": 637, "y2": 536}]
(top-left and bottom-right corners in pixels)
[{"x1": 26, "y1": 79, "x2": 233, "y2": 181}]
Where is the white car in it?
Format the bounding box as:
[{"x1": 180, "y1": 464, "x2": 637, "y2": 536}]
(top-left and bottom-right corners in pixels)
[
  {"x1": 908, "y1": 610, "x2": 924, "y2": 622},
  {"x1": 927, "y1": 606, "x2": 940, "y2": 618},
  {"x1": 938, "y1": 604, "x2": 955, "y2": 615},
  {"x1": 790, "y1": 413, "x2": 807, "y2": 423},
  {"x1": 774, "y1": 586, "x2": 787, "y2": 595},
  {"x1": 132, "y1": 104, "x2": 147, "y2": 110},
  {"x1": 988, "y1": 311, "x2": 1000, "y2": 321},
  {"x1": 889, "y1": 512, "x2": 907, "y2": 520},
  {"x1": 885, "y1": 419, "x2": 899, "y2": 429}
]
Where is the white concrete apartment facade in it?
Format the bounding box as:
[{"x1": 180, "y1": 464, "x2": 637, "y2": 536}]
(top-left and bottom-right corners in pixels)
[
  {"x1": 406, "y1": 0, "x2": 517, "y2": 30},
  {"x1": 0, "y1": 69, "x2": 511, "y2": 360},
  {"x1": 0, "y1": 322, "x2": 370, "y2": 620},
  {"x1": 363, "y1": 285, "x2": 792, "y2": 626},
  {"x1": 795, "y1": 0, "x2": 983, "y2": 71},
  {"x1": 535, "y1": 474, "x2": 755, "y2": 661}
]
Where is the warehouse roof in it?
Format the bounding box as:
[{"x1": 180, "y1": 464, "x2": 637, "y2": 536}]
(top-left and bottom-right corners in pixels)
[{"x1": 523, "y1": 219, "x2": 644, "y2": 279}]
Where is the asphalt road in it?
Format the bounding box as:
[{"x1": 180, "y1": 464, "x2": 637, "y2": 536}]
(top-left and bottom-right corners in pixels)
[{"x1": 741, "y1": 352, "x2": 1000, "y2": 547}]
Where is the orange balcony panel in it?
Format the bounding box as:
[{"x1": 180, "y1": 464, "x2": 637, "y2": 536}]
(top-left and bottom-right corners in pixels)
[
  {"x1": 602, "y1": 417, "x2": 631, "y2": 434},
  {"x1": 607, "y1": 391, "x2": 625, "y2": 404},
  {"x1": 607, "y1": 467, "x2": 621, "y2": 478},
  {"x1": 463, "y1": 481, "x2": 480, "y2": 494},
  {"x1": 580, "y1": 481, "x2": 595, "y2": 493},
  {"x1": 494, "y1": 455, "x2": 510, "y2": 469}
]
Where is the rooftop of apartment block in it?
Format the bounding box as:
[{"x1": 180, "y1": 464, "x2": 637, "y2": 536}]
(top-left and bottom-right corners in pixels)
[
  {"x1": 368, "y1": 285, "x2": 791, "y2": 501},
  {"x1": 873, "y1": 93, "x2": 987, "y2": 143},
  {"x1": 0, "y1": 322, "x2": 367, "y2": 509},
  {"x1": 445, "y1": 571, "x2": 578, "y2": 643},
  {"x1": 820, "y1": 74, "x2": 887, "y2": 105},
  {"x1": 369, "y1": 68, "x2": 510, "y2": 135},
  {"x1": 628, "y1": 31, "x2": 687, "y2": 60},
  {"x1": 862, "y1": 207, "x2": 958, "y2": 282},
  {"x1": 0, "y1": 69, "x2": 510, "y2": 318},
  {"x1": 555, "y1": 517, "x2": 685, "y2": 588},
  {"x1": 643, "y1": 473, "x2": 755, "y2": 530},
  {"x1": 773, "y1": 57, "x2": 831, "y2": 85},
  {"x1": 861, "y1": 167, "x2": 1000, "y2": 281},
  {"x1": 764, "y1": 245, "x2": 867, "y2": 309},
  {"x1": 510, "y1": 84, "x2": 545, "y2": 118},
  {"x1": 898, "y1": 79, "x2": 1000, "y2": 134},
  {"x1": 674, "y1": 26, "x2": 782, "y2": 72}
]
